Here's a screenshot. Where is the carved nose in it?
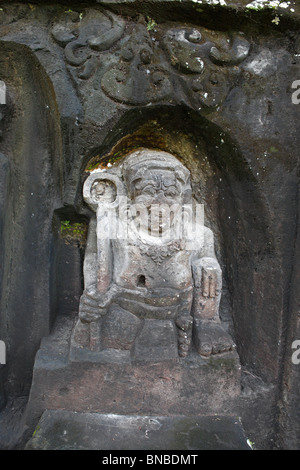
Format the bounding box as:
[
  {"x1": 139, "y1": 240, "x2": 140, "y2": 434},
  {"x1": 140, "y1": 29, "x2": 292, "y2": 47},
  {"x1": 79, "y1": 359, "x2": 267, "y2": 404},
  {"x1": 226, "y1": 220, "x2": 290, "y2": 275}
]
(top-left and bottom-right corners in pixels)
[{"x1": 153, "y1": 190, "x2": 167, "y2": 204}]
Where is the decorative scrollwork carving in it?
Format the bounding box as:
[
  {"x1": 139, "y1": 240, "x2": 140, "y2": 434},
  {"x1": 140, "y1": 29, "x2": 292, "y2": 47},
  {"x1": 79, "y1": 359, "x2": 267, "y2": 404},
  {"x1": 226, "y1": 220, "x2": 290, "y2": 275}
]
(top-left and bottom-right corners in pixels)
[
  {"x1": 51, "y1": 11, "x2": 250, "y2": 111},
  {"x1": 52, "y1": 9, "x2": 125, "y2": 77},
  {"x1": 101, "y1": 21, "x2": 172, "y2": 105},
  {"x1": 162, "y1": 27, "x2": 250, "y2": 110}
]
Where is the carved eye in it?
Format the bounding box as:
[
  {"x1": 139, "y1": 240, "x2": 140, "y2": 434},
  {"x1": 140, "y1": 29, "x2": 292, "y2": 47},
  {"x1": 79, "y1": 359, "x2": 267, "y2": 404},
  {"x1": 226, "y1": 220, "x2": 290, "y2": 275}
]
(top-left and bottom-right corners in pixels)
[
  {"x1": 164, "y1": 188, "x2": 178, "y2": 198},
  {"x1": 142, "y1": 185, "x2": 156, "y2": 196}
]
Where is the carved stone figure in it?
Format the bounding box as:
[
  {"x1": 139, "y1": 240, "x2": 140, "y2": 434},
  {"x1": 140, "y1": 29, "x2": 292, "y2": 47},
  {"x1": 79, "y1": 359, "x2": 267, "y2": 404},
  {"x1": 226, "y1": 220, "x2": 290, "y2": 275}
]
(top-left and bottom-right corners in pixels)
[{"x1": 73, "y1": 149, "x2": 235, "y2": 360}]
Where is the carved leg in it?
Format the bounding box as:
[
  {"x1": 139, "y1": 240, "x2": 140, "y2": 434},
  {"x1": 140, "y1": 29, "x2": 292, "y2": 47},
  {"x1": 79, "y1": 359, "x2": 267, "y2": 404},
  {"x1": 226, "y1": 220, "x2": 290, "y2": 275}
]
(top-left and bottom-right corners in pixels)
[
  {"x1": 192, "y1": 258, "x2": 235, "y2": 357},
  {"x1": 73, "y1": 319, "x2": 90, "y2": 349},
  {"x1": 192, "y1": 290, "x2": 236, "y2": 357},
  {"x1": 89, "y1": 320, "x2": 101, "y2": 351}
]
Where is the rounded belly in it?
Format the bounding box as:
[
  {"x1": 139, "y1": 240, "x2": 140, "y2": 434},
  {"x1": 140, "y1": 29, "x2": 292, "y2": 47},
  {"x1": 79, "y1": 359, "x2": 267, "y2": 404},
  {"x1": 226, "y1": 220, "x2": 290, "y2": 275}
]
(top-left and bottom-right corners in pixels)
[
  {"x1": 117, "y1": 259, "x2": 192, "y2": 290},
  {"x1": 113, "y1": 241, "x2": 193, "y2": 290}
]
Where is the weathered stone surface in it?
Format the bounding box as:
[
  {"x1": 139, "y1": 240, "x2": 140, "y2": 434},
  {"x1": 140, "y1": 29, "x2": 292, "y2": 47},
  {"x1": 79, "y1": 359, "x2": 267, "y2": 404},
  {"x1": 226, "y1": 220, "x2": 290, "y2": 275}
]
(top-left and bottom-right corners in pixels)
[
  {"x1": 101, "y1": 305, "x2": 142, "y2": 350},
  {"x1": 132, "y1": 319, "x2": 179, "y2": 362},
  {"x1": 0, "y1": 39, "x2": 64, "y2": 400},
  {"x1": 23, "y1": 316, "x2": 241, "y2": 440},
  {"x1": 25, "y1": 410, "x2": 251, "y2": 450},
  {"x1": 0, "y1": 0, "x2": 299, "y2": 450}
]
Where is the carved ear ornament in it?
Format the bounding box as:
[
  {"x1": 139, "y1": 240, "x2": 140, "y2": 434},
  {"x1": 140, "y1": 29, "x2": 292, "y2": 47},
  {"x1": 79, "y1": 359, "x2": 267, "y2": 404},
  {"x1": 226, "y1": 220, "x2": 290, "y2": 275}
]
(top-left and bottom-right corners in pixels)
[{"x1": 83, "y1": 172, "x2": 125, "y2": 212}]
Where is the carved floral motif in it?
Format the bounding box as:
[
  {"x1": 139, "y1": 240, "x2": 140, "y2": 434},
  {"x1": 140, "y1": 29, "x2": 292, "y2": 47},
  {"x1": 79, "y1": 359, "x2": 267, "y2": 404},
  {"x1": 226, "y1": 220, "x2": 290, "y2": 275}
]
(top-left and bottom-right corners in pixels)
[{"x1": 51, "y1": 11, "x2": 250, "y2": 111}]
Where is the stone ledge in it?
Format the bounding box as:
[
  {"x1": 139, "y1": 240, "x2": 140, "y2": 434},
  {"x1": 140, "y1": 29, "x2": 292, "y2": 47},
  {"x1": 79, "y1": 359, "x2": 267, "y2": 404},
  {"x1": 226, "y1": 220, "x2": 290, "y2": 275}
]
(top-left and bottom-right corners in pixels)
[
  {"x1": 23, "y1": 315, "x2": 241, "y2": 436},
  {"x1": 25, "y1": 410, "x2": 251, "y2": 450}
]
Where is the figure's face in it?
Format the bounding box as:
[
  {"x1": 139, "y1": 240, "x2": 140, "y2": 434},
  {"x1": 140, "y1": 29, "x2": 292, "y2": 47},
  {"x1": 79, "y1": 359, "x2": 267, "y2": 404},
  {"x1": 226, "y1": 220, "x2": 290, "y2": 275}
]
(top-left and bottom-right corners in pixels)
[
  {"x1": 131, "y1": 169, "x2": 184, "y2": 237},
  {"x1": 132, "y1": 170, "x2": 184, "y2": 207}
]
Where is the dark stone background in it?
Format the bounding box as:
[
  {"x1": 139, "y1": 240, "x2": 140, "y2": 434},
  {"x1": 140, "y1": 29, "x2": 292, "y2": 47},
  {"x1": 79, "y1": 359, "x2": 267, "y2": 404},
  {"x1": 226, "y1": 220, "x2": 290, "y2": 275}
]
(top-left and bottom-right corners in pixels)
[{"x1": 0, "y1": 0, "x2": 299, "y2": 449}]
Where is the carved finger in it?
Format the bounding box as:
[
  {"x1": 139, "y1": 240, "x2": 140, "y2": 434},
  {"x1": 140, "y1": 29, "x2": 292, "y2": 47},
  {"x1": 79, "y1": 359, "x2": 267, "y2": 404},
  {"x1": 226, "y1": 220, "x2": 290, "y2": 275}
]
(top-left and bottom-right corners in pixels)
[
  {"x1": 176, "y1": 315, "x2": 193, "y2": 331},
  {"x1": 202, "y1": 269, "x2": 210, "y2": 297},
  {"x1": 80, "y1": 294, "x2": 99, "y2": 308},
  {"x1": 79, "y1": 309, "x2": 100, "y2": 323},
  {"x1": 202, "y1": 266, "x2": 218, "y2": 298},
  {"x1": 209, "y1": 270, "x2": 217, "y2": 298}
]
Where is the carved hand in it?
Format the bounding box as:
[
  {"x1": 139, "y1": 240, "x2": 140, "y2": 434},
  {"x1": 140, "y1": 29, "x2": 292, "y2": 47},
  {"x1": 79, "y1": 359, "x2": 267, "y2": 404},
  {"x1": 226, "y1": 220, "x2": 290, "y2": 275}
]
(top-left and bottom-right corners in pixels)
[
  {"x1": 192, "y1": 257, "x2": 222, "y2": 298},
  {"x1": 79, "y1": 284, "x2": 118, "y2": 323}
]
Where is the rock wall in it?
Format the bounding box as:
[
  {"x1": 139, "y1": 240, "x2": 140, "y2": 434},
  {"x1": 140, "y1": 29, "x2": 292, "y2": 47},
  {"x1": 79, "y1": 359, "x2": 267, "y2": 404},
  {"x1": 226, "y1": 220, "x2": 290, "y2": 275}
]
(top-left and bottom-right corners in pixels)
[{"x1": 0, "y1": 0, "x2": 299, "y2": 449}]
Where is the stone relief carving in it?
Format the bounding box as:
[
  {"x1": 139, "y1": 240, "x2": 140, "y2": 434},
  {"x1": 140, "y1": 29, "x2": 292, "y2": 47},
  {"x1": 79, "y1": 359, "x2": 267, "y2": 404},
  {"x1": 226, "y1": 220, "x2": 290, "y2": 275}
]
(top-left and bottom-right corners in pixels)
[
  {"x1": 51, "y1": 9, "x2": 125, "y2": 80},
  {"x1": 162, "y1": 27, "x2": 250, "y2": 110},
  {"x1": 101, "y1": 22, "x2": 172, "y2": 105},
  {"x1": 72, "y1": 149, "x2": 235, "y2": 361},
  {"x1": 51, "y1": 11, "x2": 250, "y2": 111}
]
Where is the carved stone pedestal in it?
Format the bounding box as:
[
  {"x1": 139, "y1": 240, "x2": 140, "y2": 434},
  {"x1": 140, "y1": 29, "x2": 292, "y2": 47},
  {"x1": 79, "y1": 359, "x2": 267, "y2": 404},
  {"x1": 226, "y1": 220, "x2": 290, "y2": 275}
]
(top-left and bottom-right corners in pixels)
[
  {"x1": 25, "y1": 411, "x2": 251, "y2": 450},
  {"x1": 24, "y1": 315, "x2": 242, "y2": 447}
]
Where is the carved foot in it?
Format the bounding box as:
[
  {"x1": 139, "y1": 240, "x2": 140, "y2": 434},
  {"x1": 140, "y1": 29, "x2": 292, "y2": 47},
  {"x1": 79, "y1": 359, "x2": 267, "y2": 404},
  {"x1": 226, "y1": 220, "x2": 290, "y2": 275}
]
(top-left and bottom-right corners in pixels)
[{"x1": 193, "y1": 320, "x2": 236, "y2": 357}]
